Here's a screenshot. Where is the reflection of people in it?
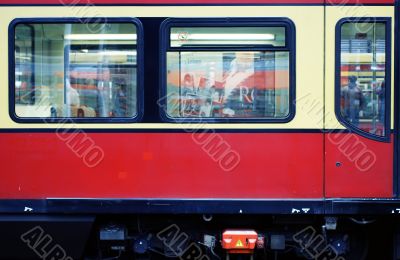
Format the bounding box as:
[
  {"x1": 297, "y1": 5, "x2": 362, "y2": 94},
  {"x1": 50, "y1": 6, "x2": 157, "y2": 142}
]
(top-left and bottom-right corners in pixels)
[
  {"x1": 182, "y1": 73, "x2": 196, "y2": 96},
  {"x1": 93, "y1": 80, "x2": 106, "y2": 117},
  {"x1": 77, "y1": 108, "x2": 84, "y2": 118},
  {"x1": 341, "y1": 76, "x2": 365, "y2": 126},
  {"x1": 376, "y1": 80, "x2": 385, "y2": 124},
  {"x1": 113, "y1": 79, "x2": 128, "y2": 117},
  {"x1": 181, "y1": 73, "x2": 199, "y2": 116},
  {"x1": 66, "y1": 78, "x2": 80, "y2": 117},
  {"x1": 199, "y1": 99, "x2": 212, "y2": 117},
  {"x1": 66, "y1": 79, "x2": 80, "y2": 107}
]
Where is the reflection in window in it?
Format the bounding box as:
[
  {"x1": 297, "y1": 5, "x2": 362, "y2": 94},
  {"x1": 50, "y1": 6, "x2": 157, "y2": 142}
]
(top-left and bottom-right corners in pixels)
[
  {"x1": 14, "y1": 22, "x2": 138, "y2": 119},
  {"x1": 15, "y1": 25, "x2": 34, "y2": 105},
  {"x1": 339, "y1": 22, "x2": 387, "y2": 136},
  {"x1": 166, "y1": 27, "x2": 290, "y2": 119}
]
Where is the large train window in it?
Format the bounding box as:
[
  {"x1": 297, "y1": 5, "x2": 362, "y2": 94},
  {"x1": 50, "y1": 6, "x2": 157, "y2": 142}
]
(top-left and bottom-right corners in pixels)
[
  {"x1": 160, "y1": 18, "x2": 295, "y2": 122},
  {"x1": 10, "y1": 18, "x2": 143, "y2": 123},
  {"x1": 335, "y1": 18, "x2": 391, "y2": 141}
]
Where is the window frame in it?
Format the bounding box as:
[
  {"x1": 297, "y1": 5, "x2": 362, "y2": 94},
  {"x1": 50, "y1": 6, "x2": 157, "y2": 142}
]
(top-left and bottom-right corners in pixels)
[
  {"x1": 335, "y1": 17, "x2": 392, "y2": 142},
  {"x1": 159, "y1": 18, "x2": 296, "y2": 123},
  {"x1": 9, "y1": 17, "x2": 144, "y2": 124}
]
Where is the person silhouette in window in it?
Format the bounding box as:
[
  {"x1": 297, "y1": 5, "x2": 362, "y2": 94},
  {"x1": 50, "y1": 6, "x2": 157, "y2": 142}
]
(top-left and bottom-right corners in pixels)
[
  {"x1": 341, "y1": 76, "x2": 365, "y2": 127},
  {"x1": 112, "y1": 79, "x2": 128, "y2": 117},
  {"x1": 376, "y1": 80, "x2": 385, "y2": 125}
]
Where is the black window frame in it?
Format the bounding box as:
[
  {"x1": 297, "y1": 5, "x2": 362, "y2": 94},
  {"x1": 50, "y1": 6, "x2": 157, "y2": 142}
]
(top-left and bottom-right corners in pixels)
[
  {"x1": 9, "y1": 17, "x2": 144, "y2": 124},
  {"x1": 159, "y1": 17, "x2": 296, "y2": 123},
  {"x1": 335, "y1": 17, "x2": 392, "y2": 142}
]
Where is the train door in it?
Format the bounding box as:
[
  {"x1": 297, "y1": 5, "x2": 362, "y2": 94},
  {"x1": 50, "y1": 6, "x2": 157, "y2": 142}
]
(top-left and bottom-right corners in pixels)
[{"x1": 325, "y1": 5, "x2": 394, "y2": 198}]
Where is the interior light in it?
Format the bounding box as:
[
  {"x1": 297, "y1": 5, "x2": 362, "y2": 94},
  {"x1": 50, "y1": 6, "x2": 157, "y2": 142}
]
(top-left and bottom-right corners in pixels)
[
  {"x1": 171, "y1": 33, "x2": 275, "y2": 41},
  {"x1": 64, "y1": 34, "x2": 137, "y2": 41},
  {"x1": 98, "y1": 51, "x2": 137, "y2": 56}
]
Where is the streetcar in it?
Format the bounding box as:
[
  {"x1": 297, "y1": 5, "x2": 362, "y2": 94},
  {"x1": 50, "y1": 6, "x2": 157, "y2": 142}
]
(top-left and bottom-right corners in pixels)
[{"x1": 0, "y1": 0, "x2": 399, "y2": 259}]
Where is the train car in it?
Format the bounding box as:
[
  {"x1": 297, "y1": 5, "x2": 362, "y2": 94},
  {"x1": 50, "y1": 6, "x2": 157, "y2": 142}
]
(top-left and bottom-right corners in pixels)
[{"x1": 0, "y1": 0, "x2": 399, "y2": 258}]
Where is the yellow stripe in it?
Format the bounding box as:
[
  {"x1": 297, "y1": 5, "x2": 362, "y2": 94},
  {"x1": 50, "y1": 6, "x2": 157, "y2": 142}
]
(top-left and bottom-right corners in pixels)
[
  {"x1": 0, "y1": 6, "x2": 325, "y2": 129},
  {"x1": 0, "y1": 6, "x2": 393, "y2": 130}
]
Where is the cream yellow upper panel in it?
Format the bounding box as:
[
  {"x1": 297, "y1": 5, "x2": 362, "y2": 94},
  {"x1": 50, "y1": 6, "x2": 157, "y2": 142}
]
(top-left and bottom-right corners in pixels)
[{"x1": 0, "y1": 6, "x2": 324, "y2": 129}]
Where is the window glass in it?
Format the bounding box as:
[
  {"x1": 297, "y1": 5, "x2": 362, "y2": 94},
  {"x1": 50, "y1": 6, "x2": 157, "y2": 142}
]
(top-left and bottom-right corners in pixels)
[
  {"x1": 166, "y1": 51, "x2": 289, "y2": 118},
  {"x1": 14, "y1": 22, "x2": 138, "y2": 119},
  {"x1": 171, "y1": 27, "x2": 286, "y2": 47},
  {"x1": 165, "y1": 24, "x2": 292, "y2": 120},
  {"x1": 339, "y1": 22, "x2": 387, "y2": 136},
  {"x1": 15, "y1": 25, "x2": 34, "y2": 105}
]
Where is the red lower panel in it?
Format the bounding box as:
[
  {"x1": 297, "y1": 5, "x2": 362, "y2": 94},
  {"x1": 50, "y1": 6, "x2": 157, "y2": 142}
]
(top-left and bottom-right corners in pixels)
[
  {"x1": 0, "y1": 132, "x2": 392, "y2": 199},
  {"x1": 325, "y1": 133, "x2": 393, "y2": 198},
  {"x1": 0, "y1": 132, "x2": 323, "y2": 199}
]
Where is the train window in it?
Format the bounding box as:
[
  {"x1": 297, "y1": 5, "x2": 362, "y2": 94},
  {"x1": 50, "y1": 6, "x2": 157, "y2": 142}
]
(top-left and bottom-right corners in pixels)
[
  {"x1": 160, "y1": 19, "x2": 295, "y2": 122},
  {"x1": 336, "y1": 18, "x2": 391, "y2": 141},
  {"x1": 10, "y1": 18, "x2": 143, "y2": 122}
]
